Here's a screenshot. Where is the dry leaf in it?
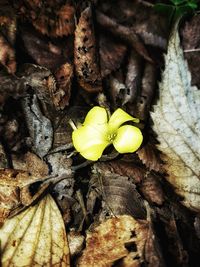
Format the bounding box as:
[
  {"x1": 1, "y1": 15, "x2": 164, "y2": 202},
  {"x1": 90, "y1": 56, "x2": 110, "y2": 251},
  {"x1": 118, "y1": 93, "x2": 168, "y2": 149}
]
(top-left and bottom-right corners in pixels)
[
  {"x1": 88, "y1": 169, "x2": 146, "y2": 219},
  {"x1": 0, "y1": 194, "x2": 70, "y2": 266},
  {"x1": 0, "y1": 169, "x2": 52, "y2": 223},
  {"x1": 139, "y1": 173, "x2": 165, "y2": 205},
  {"x1": 99, "y1": 33, "x2": 127, "y2": 78},
  {"x1": 53, "y1": 62, "x2": 73, "y2": 109},
  {"x1": 151, "y1": 24, "x2": 200, "y2": 211},
  {"x1": 78, "y1": 215, "x2": 149, "y2": 267},
  {"x1": 74, "y1": 6, "x2": 102, "y2": 93}
]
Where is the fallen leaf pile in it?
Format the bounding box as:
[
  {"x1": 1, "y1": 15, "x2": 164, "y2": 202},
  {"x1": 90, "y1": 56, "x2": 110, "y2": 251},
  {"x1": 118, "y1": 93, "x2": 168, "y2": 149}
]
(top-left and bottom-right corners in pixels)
[{"x1": 0, "y1": 1, "x2": 200, "y2": 266}]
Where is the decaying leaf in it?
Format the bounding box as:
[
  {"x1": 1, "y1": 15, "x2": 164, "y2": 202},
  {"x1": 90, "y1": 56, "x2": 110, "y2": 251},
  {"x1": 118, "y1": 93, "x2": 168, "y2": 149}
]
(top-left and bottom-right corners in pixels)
[
  {"x1": 0, "y1": 169, "x2": 53, "y2": 223},
  {"x1": 78, "y1": 215, "x2": 149, "y2": 266},
  {"x1": 99, "y1": 33, "x2": 127, "y2": 78},
  {"x1": 74, "y1": 6, "x2": 102, "y2": 92},
  {"x1": 53, "y1": 62, "x2": 73, "y2": 109},
  {"x1": 151, "y1": 24, "x2": 200, "y2": 211},
  {"x1": 22, "y1": 95, "x2": 53, "y2": 158},
  {"x1": 18, "y1": 1, "x2": 75, "y2": 37},
  {"x1": 137, "y1": 142, "x2": 163, "y2": 172},
  {"x1": 0, "y1": 194, "x2": 70, "y2": 266},
  {"x1": 0, "y1": 34, "x2": 16, "y2": 73},
  {"x1": 125, "y1": 49, "x2": 142, "y2": 105},
  {"x1": 139, "y1": 172, "x2": 165, "y2": 206},
  {"x1": 20, "y1": 26, "x2": 71, "y2": 70},
  {"x1": 87, "y1": 163, "x2": 146, "y2": 219}
]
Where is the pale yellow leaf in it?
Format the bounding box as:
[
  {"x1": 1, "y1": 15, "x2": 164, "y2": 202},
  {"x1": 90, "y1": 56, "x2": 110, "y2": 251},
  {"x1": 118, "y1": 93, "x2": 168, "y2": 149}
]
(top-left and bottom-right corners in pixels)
[
  {"x1": 151, "y1": 24, "x2": 200, "y2": 211},
  {"x1": 0, "y1": 195, "x2": 70, "y2": 267}
]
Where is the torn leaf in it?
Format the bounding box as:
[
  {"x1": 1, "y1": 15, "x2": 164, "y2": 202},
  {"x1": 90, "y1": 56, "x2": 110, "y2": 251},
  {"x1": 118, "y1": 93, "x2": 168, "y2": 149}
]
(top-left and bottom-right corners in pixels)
[
  {"x1": 151, "y1": 24, "x2": 200, "y2": 211},
  {"x1": 78, "y1": 215, "x2": 149, "y2": 267},
  {"x1": 0, "y1": 194, "x2": 70, "y2": 266},
  {"x1": 74, "y1": 6, "x2": 102, "y2": 92}
]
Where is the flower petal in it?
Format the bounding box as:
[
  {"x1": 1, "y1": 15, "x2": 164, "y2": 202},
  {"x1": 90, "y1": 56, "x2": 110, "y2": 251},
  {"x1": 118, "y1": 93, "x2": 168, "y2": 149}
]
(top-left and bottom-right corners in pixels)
[
  {"x1": 84, "y1": 106, "x2": 108, "y2": 126},
  {"x1": 80, "y1": 143, "x2": 110, "y2": 161},
  {"x1": 108, "y1": 108, "x2": 139, "y2": 132},
  {"x1": 113, "y1": 125, "x2": 143, "y2": 153},
  {"x1": 72, "y1": 125, "x2": 109, "y2": 153}
]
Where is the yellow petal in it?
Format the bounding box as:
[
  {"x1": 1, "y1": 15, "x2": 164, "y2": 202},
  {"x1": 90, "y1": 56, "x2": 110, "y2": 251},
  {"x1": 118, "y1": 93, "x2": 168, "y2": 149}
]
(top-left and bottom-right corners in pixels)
[
  {"x1": 113, "y1": 125, "x2": 143, "y2": 153},
  {"x1": 108, "y1": 108, "x2": 139, "y2": 132},
  {"x1": 72, "y1": 125, "x2": 109, "y2": 153},
  {"x1": 80, "y1": 143, "x2": 110, "y2": 161},
  {"x1": 84, "y1": 106, "x2": 108, "y2": 126}
]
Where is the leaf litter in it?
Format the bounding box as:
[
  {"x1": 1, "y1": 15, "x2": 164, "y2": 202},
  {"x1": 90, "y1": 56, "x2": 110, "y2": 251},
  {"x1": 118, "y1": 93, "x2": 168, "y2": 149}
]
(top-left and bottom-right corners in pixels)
[{"x1": 0, "y1": 1, "x2": 200, "y2": 266}]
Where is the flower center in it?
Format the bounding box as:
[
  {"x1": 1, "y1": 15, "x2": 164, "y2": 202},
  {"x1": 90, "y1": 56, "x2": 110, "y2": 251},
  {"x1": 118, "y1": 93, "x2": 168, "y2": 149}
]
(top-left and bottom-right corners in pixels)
[{"x1": 107, "y1": 132, "x2": 117, "y2": 142}]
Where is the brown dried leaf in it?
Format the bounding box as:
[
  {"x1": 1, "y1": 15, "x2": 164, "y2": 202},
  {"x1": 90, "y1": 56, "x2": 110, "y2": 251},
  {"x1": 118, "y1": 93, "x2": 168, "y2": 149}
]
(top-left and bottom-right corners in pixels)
[
  {"x1": 96, "y1": 11, "x2": 152, "y2": 63},
  {"x1": 125, "y1": 50, "x2": 142, "y2": 105},
  {"x1": 88, "y1": 163, "x2": 146, "y2": 219},
  {"x1": 139, "y1": 173, "x2": 165, "y2": 205},
  {"x1": 109, "y1": 76, "x2": 127, "y2": 108},
  {"x1": 12, "y1": 152, "x2": 49, "y2": 177},
  {"x1": 74, "y1": 6, "x2": 102, "y2": 92},
  {"x1": 0, "y1": 194, "x2": 70, "y2": 266},
  {"x1": 0, "y1": 169, "x2": 45, "y2": 224},
  {"x1": 95, "y1": 160, "x2": 145, "y2": 183},
  {"x1": 136, "y1": 62, "x2": 157, "y2": 120},
  {"x1": 181, "y1": 14, "x2": 200, "y2": 88},
  {"x1": 21, "y1": 26, "x2": 71, "y2": 70},
  {"x1": 0, "y1": 34, "x2": 16, "y2": 73},
  {"x1": 137, "y1": 142, "x2": 163, "y2": 172},
  {"x1": 99, "y1": 33, "x2": 127, "y2": 78},
  {"x1": 164, "y1": 218, "x2": 188, "y2": 266},
  {"x1": 78, "y1": 215, "x2": 149, "y2": 267},
  {"x1": 24, "y1": 2, "x2": 75, "y2": 37},
  {"x1": 53, "y1": 62, "x2": 73, "y2": 109}
]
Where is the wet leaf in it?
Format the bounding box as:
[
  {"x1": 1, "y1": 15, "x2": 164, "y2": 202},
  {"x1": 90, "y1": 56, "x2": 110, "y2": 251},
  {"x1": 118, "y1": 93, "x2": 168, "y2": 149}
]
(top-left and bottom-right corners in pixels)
[
  {"x1": 78, "y1": 215, "x2": 149, "y2": 267},
  {"x1": 74, "y1": 6, "x2": 102, "y2": 92},
  {"x1": 151, "y1": 24, "x2": 200, "y2": 211},
  {"x1": 0, "y1": 194, "x2": 70, "y2": 266}
]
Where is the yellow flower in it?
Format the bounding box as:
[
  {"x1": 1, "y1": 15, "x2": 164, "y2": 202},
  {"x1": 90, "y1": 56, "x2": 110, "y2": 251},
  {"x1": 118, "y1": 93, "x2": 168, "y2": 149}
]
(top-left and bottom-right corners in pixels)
[{"x1": 72, "y1": 106, "x2": 143, "y2": 161}]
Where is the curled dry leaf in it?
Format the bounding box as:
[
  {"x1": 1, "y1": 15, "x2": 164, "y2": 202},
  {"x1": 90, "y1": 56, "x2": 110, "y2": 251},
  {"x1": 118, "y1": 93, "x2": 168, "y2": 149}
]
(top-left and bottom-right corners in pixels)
[
  {"x1": 99, "y1": 33, "x2": 127, "y2": 78},
  {"x1": 88, "y1": 163, "x2": 146, "y2": 219},
  {"x1": 78, "y1": 215, "x2": 148, "y2": 266},
  {"x1": 109, "y1": 76, "x2": 128, "y2": 108},
  {"x1": 74, "y1": 6, "x2": 102, "y2": 93},
  {"x1": 0, "y1": 194, "x2": 70, "y2": 266},
  {"x1": 151, "y1": 25, "x2": 200, "y2": 211},
  {"x1": 53, "y1": 62, "x2": 73, "y2": 109},
  {"x1": 136, "y1": 62, "x2": 157, "y2": 120},
  {"x1": 125, "y1": 49, "x2": 142, "y2": 105}
]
